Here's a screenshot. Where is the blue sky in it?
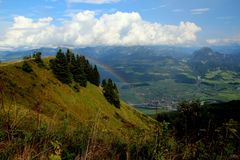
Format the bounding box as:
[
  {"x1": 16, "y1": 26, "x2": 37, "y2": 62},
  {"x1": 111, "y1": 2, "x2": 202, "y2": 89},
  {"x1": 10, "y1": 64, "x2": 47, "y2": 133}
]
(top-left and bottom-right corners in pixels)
[{"x1": 0, "y1": 0, "x2": 239, "y2": 50}]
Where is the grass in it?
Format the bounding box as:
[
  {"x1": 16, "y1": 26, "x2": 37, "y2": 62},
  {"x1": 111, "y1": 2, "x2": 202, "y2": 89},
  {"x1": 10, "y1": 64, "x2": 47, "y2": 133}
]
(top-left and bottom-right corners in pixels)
[
  {"x1": 137, "y1": 108, "x2": 171, "y2": 115},
  {"x1": 205, "y1": 70, "x2": 239, "y2": 81},
  {"x1": 216, "y1": 91, "x2": 240, "y2": 101},
  {"x1": 0, "y1": 58, "x2": 156, "y2": 142}
]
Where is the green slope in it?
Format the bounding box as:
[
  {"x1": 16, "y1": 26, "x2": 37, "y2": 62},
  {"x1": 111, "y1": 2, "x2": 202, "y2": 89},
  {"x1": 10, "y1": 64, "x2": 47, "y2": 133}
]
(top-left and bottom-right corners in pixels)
[{"x1": 0, "y1": 58, "x2": 155, "y2": 140}]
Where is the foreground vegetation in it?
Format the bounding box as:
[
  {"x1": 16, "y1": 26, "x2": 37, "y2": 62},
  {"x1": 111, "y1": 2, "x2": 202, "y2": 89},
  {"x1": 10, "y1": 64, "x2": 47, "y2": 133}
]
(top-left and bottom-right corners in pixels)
[
  {"x1": 157, "y1": 100, "x2": 240, "y2": 159},
  {"x1": 0, "y1": 104, "x2": 160, "y2": 159}
]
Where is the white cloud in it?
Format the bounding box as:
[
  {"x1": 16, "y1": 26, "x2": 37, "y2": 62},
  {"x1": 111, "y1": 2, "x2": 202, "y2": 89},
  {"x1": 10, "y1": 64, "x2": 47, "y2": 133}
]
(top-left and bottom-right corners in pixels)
[
  {"x1": 207, "y1": 36, "x2": 240, "y2": 45},
  {"x1": 142, "y1": 4, "x2": 167, "y2": 12},
  {"x1": 191, "y1": 8, "x2": 209, "y2": 15},
  {"x1": 172, "y1": 9, "x2": 184, "y2": 13},
  {"x1": 0, "y1": 11, "x2": 202, "y2": 50},
  {"x1": 67, "y1": 0, "x2": 120, "y2": 4}
]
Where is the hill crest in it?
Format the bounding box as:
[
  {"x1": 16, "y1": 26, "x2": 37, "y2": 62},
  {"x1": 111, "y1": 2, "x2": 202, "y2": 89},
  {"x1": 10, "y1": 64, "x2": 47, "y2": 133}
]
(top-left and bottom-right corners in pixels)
[{"x1": 0, "y1": 58, "x2": 155, "y2": 139}]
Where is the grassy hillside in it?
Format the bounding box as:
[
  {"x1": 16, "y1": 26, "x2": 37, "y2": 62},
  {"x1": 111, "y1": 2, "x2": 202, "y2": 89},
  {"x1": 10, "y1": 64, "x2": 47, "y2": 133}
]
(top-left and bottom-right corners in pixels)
[
  {"x1": 0, "y1": 58, "x2": 155, "y2": 136},
  {"x1": 0, "y1": 58, "x2": 156, "y2": 159}
]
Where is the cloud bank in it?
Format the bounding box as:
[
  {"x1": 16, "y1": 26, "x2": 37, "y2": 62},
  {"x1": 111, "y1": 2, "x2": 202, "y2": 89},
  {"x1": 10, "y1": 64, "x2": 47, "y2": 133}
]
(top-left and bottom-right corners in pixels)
[
  {"x1": 207, "y1": 36, "x2": 240, "y2": 45},
  {"x1": 0, "y1": 11, "x2": 201, "y2": 50}
]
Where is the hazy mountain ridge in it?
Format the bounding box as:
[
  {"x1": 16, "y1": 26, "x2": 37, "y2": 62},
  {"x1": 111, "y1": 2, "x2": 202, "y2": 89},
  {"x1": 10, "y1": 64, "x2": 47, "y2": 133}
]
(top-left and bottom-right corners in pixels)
[
  {"x1": 189, "y1": 47, "x2": 240, "y2": 75},
  {"x1": 0, "y1": 45, "x2": 196, "y2": 62}
]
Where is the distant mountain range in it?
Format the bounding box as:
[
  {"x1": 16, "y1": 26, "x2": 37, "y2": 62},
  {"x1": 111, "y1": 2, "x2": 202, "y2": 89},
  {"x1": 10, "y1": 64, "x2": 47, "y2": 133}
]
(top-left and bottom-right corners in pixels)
[{"x1": 1, "y1": 44, "x2": 240, "y2": 61}]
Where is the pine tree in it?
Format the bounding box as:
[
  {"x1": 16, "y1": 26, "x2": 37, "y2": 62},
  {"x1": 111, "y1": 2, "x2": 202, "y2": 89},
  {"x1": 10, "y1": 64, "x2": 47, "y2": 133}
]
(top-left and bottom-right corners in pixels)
[
  {"x1": 102, "y1": 78, "x2": 120, "y2": 108},
  {"x1": 73, "y1": 55, "x2": 87, "y2": 87},
  {"x1": 79, "y1": 56, "x2": 95, "y2": 85},
  {"x1": 102, "y1": 79, "x2": 106, "y2": 88},
  {"x1": 66, "y1": 49, "x2": 76, "y2": 77},
  {"x1": 84, "y1": 59, "x2": 93, "y2": 82},
  {"x1": 92, "y1": 65, "x2": 100, "y2": 86},
  {"x1": 50, "y1": 49, "x2": 72, "y2": 84},
  {"x1": 33, "y1": 52, "x2": 44, "y2": 66},
  {"x1": 66, "y1": 49, "x2": 73, "y2": 64},
  {"x1": 113, "y1": 83, "x2": 119, "y2": 93}
]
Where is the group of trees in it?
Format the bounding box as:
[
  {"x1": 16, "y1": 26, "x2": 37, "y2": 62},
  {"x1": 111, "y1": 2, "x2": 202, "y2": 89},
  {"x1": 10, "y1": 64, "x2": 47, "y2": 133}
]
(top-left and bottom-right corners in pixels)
[
  {"x1": 22, "y1": 52, "x2": 44, "y2": 73},
  {"x1": 33, "y1": 52, "x2": 44, "y2": 65},
  {"x1": 50, "y1": 49, "x2": 120, "y2": 108},
  {"x1": 22, "y1": 49, "x2": 120, "y2": 108},
  {"x1": 50, "y1": 49, "x2": 100, "y2": 87},
  {"x1": 102, "y1": 79, "x2": 120, "y2": 108},
  {"x1": 156, "y1": 100, "x2": 240, "y2": 159}
]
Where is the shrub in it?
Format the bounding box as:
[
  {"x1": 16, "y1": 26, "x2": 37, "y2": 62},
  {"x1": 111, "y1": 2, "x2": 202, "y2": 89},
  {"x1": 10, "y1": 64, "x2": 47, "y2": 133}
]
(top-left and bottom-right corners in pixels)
[
  {"x1": 22, "y1": 61, "x2": 33, "y2": 73},
  {"x1": 73, "y1": 83, "x2": 80, "y2": 92}
]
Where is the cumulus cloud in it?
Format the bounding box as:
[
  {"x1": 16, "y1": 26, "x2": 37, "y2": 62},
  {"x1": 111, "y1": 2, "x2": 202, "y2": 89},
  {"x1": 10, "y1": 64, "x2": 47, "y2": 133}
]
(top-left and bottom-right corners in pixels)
[
  {"x1": 207, "y1": 36, "x2": 240, "y2": 45},
  {"x1": 67, "y1": 0, "x2": 120, "y2": 4},
  {"x1": 0, "y1": 11, "x2": 201, "y2": 50},
  {"x1": 191, "y1": 8, "x2": 209, "y2": 15}
]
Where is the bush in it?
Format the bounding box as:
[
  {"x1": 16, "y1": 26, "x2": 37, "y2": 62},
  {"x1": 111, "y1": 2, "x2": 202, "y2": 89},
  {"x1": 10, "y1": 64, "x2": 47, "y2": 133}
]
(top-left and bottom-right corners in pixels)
[
  {"x1": 22, "y1": 61, "x2": 33, "y2": 73},
  {"x1": 33, "y1": 52, "x2": 44, "y2": 66},
  {"x1": 73, "y1": 84, "x2": 80, "y2": 92},
  {"x1": 23, "y1": 55, "x2": 32, "y2": 60}
]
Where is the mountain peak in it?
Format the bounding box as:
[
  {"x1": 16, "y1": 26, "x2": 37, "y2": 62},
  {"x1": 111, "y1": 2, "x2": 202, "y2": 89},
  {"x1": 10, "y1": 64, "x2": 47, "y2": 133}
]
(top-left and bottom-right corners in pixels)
[{"x1": 192, "y1": 47, "x2": 220, "y2": 60}]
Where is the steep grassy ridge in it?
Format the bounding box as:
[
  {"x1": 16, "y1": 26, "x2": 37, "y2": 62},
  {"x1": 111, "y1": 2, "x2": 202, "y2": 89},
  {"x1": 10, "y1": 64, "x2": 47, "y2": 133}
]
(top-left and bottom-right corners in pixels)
[{"x1": 0, "y1": 59, "x2": 155, "y2": 140}]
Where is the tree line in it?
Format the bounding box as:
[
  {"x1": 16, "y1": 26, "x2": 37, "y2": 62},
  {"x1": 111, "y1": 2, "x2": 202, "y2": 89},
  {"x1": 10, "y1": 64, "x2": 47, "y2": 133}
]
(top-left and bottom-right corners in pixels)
[
  {"x1": 50, "y1": 49, "x2": 100, "y2": 87},
  {"x1": 22, "y1": 52, "x2": 44, "y2": 73},
  {"x1": 49, "y1": 49, "x2": 120, "y2": 108},
  {"x1": 21, "y1": 49, "x2": 120, "y2": 108}
]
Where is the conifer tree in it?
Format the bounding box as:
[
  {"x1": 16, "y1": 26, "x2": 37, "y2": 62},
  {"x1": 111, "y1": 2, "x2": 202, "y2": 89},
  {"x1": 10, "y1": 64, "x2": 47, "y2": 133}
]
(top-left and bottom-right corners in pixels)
[
  {"x1": 84, "y1": 59, "x2": 93, "y2": 82},
  {"x1": 50, "y1": 49, "x2": 72, "y2": 84},
  {"x1": 66, "y1": 49, "x2": 74, "y2": 64},
  {"x1": 102, "y1": 79, "x2": 106, "y2": 88},
  {"x1": 78, "y1": 56, "x2": 97, "y2": 85},
  {"x1": 66, "y1": 49, "x2": 76, "y2": 76},
  {"x1": 73, "y1": 55, "x2": 87, "y2": 87},
  {"x1": 33, "y1": 52, "x2": 44, "y2": 65},
  {"x1": 102, "y1": 78, "x2": 120, "y2": 108},
  {"x1": 92, "y1": 65, "x2": 100, "y2": 86}
]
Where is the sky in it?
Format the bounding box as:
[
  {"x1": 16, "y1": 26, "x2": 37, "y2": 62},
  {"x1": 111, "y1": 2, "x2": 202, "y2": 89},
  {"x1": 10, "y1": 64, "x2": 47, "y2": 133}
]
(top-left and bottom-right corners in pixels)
[{"x1": 0, "y1": 0, "x2": 239, "y2": 50}]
